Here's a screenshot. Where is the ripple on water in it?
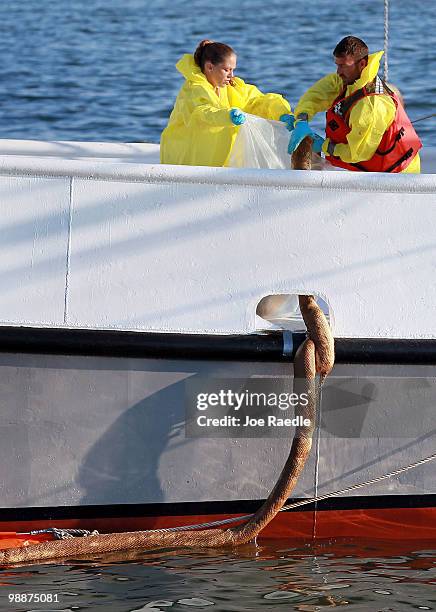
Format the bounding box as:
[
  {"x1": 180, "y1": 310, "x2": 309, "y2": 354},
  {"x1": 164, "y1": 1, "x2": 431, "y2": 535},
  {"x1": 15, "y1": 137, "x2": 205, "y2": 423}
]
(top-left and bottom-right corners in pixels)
[{"x1": 1, "y1": 539, "x2": 435, "y2": 611}]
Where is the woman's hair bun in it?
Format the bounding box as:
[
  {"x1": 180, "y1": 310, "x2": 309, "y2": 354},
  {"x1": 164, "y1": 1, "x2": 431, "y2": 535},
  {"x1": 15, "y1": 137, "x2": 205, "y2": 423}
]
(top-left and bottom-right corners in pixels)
[{"x1": 194, "y1": 40, "x2": 214, "y2": 67}]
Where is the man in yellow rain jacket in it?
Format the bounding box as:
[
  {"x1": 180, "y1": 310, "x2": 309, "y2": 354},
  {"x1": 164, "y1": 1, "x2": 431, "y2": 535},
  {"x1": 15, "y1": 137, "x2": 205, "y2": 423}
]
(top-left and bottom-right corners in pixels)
[
  {"x1": 289, "y1": 36, "x2": 421, "y2": 173},
  {"x1": 161, "y1": 40, "x2": 291, "y2": 167}
]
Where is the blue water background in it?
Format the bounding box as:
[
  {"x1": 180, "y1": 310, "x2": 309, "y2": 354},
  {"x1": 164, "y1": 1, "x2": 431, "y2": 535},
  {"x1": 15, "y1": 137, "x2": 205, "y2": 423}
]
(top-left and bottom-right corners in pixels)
[{"x1": 0, "y1": 0, "x2": 434, "y2": 146}]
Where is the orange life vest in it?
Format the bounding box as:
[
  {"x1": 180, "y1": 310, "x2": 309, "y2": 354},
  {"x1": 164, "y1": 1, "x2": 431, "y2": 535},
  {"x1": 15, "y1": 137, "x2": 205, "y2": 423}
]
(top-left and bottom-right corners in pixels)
[{"x1": 325, "y1": 76, "x2": 422, "y2": 172}]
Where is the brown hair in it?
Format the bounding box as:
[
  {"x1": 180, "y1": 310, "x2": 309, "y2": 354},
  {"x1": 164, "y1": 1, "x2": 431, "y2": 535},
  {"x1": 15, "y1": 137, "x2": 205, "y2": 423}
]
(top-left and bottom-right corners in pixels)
[
  {"x1": 333, "y1": 36, "x2": 368, "y2": 60},
  {"x1": 193, "y1": 39, "x2": 235, "y2": 71}
]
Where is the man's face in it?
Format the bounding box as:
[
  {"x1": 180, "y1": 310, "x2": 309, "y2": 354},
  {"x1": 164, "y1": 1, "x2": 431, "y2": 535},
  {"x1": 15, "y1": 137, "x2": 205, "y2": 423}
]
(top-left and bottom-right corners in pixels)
[{"x1": 335, "y1": 54, "x2": 367, "y2": 85}]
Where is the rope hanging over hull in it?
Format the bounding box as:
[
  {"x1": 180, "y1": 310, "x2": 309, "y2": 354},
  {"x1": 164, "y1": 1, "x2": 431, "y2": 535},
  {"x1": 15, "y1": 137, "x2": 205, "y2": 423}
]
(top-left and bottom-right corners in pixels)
[{"x1": 0, "y1": 299, "x2": 333, "y2": 564}]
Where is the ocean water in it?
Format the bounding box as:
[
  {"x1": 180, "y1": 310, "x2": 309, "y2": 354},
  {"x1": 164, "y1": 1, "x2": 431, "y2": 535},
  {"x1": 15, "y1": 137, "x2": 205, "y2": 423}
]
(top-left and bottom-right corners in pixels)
[
  {"x1": 0, "y1": 0, "x2": 434, "y2": 145},
  {"x1": 1, "y1": 540, "x2": 435, "y2": 611}
]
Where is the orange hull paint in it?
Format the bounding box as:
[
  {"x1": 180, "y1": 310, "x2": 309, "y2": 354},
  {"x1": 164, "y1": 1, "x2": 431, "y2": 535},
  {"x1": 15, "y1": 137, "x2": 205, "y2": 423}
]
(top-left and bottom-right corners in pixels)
[
  {"x1": 314, "y1": 507, "x2": 436, "y2": 540},
  {"x1": 1, "y1": 506, "x2": 435, "y2": 549}
]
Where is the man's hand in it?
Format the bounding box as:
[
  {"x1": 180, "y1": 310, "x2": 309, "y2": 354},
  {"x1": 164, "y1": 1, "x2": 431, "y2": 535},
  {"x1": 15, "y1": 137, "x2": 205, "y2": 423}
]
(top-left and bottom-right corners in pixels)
[
  {"x1": 279, "y1": 113, "x2": 295, "y2": 131},
  {"x1": 288, "y1": 120, "x2": 314, "y2": 154},
  {"x1": 311, "y1": 133, "x2": 325, "y2": 154}
]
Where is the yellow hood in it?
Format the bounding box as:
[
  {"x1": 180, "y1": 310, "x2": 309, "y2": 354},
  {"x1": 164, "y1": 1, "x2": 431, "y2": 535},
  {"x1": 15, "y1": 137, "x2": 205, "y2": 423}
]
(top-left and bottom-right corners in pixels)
[
  {"x1": 347, "y1": 50, "x2": 384, "y2": 93},
  {"x1": 176, "y1": 53, "x2": 209, "y2": 86}
]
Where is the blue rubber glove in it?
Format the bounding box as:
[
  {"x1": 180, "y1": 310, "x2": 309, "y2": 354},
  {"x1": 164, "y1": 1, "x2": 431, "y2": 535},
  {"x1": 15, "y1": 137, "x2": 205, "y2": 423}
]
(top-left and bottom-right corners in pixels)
[
  {"x1": 279, "y1": 113, "x2": 295, "y2": 131},
  {"x1": 287, "y1": 120, "x2": 314, "y2": 154},
  {"x1": 229, "y1": 108, "x2": 246, "y2": 126},
  {"x1": 311, "y1": 133, "x2": 325, "y2": 154}
]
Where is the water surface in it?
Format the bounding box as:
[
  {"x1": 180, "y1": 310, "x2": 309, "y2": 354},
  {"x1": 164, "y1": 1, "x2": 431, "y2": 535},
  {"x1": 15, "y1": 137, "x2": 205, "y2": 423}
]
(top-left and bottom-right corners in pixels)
[
  {"x1": 2, "y1": 539, "x2": 435, "y2": 611},
  {"x1": 0, "y1": 0, "x2": 434, "y2": 145}
]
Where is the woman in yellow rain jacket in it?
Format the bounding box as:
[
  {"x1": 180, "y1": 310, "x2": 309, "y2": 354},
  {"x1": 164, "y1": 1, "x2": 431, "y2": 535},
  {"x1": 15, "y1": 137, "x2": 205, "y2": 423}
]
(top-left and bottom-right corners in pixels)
[{"x1": 160, "y1": 40, "x2": 291, "y2": 167}]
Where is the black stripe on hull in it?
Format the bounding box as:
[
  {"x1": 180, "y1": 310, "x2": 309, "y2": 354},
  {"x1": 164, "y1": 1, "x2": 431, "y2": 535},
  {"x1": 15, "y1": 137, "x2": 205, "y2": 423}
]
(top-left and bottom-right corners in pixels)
[
  {"x1": 0, "y1": 326, "x2": 435, "y2": 364},
  {"x1": 2, "y1": 494, "x2": 436, "y2": 522}
]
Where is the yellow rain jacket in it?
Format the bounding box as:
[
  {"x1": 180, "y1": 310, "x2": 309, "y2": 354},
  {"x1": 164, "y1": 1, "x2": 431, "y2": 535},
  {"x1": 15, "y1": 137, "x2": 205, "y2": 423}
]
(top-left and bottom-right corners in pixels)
[
  {"x1": 160, "y1": 54, "x2": 291, "y2": 167},
  {"x1": 294, "y1": 51, "x2": 420, "y2": 173}
]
